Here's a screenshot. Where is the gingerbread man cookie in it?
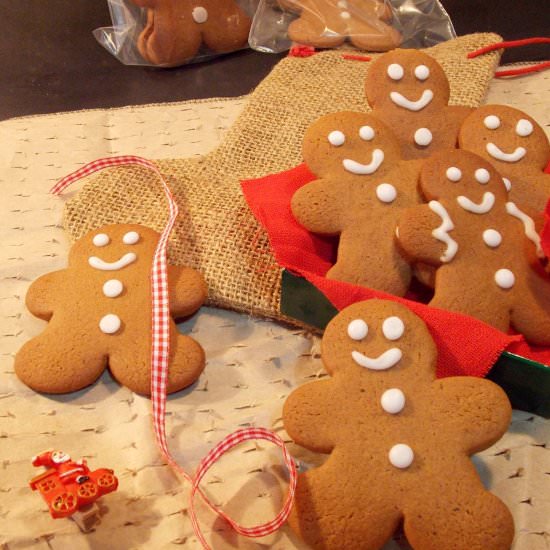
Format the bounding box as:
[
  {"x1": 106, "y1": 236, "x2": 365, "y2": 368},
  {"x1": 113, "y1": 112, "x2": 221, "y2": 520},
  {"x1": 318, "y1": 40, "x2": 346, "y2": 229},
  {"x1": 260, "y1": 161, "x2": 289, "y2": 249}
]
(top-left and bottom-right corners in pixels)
[
  {"x1": 280, "y1": 0, "x2": 401, "y2": 51},
  {"x1": 365, "y1": 49, "x2": 472, "y2": 159},
  {"x1": 15, "y1": 224, "x2": 207, "y2": 395},
  {"x1": 291, "y1": 111, "x2": 423, "y2": 295},
  {"x1": 397, "y1": 149, "x2": 550, "y2": 344},
  {"x1": 459, "y1": 104, "x2": 550, "y2": 217},
  {"x1": 132, "y1": 0, "x2": 251, "y2": 66},
  {"x1": 284, "y1": 299, "x2": 514, "y2": 550}
]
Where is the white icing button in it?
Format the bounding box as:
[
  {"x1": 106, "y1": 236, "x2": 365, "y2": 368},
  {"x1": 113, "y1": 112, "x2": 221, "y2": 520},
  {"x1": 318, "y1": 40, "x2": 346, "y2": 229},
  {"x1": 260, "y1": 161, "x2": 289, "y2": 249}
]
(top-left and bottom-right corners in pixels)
[
  {"x1": 446, "y1": 167, "x2": 462, "y2": 182},
  {"x1": 359, "y1": 125, "x2": 375, "y2": 141},
  {"x1": 516, "y1": 118, "x2": 533, "y2": 137},
  {"x1": 99, "y1": 314, "x2": 121, "y2": 334},
  {"x1": 382, "y1": 316, "x2": 405, "y2": 340},
  {"x1": 328, "y1": 130, "x2": 345, "y2": 147},
  {"x1": 495, "y1": 269, "x2": 515, "y2": 289},
  {"x1": 340, "y1": 10, "x2": 351, "y2": 19},
  {"x1": 483, "y1": 115, "x2": 501, "y2": 130},
  {"x1": 483, "y1": 229, "x2": 502, "y2": 248},
  {"x1": 337, "y1": 0, "x2": 348, "y2": 6},
  {"x1": 502, "y1": 177, "x2": 512, "y2": 191},
  {"x1": 381, "y1": 388, "x2": 405, "y2": 414},
  {"x1": 103, "y1": 279, "x2": 124, "y2": 298},
  {"x1": 387, "y1": 63, "x2": 404, "y2": 81},
  {"x1": 93, "y1": 233, "x2": 110, "y2": 247},
  {"x1": 414, "y1": 128, "x2": 432, "y2": 147},
  {"x1": 414, "y1": 64, "x2": 430, "y2": 81},
  {"x1": 347, "y1": 319, "x2": 368, "y2": 341},
  {"x1": 376, "y1": 183, "x2": 397, "y2": 204},
  {"x1": 389, "y1": 444, "x2": 414, "y2": 469},
  {"x1": 475, "y1": 168, "x2": 490, "y2": 184},
  {"x1": 123, "y1": 231, "x2": 140, "y2": 245},
  {"x1": 192, "y1": 6, "x2": 208, "y2": 23}
]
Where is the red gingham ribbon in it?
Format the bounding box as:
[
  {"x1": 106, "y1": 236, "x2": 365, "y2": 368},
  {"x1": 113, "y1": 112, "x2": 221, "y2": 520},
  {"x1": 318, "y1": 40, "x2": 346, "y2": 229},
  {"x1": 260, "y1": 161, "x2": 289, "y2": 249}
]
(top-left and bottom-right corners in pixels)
[{"x1": 52, "y1": 156, "x2": 297, "y2": 548}]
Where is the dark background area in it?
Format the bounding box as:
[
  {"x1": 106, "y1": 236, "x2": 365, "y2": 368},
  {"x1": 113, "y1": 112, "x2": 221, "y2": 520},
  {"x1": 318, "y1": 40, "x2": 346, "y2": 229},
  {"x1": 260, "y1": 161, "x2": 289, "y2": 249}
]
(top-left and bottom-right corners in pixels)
[{"x1": 1, "y1": 0, "x2": 548, "y2": 120}]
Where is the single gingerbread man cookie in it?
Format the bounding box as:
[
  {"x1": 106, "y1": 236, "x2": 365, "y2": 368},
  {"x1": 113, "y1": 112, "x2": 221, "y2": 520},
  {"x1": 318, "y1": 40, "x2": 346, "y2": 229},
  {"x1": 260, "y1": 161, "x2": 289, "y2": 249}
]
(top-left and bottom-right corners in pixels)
[
  {"x1": 397, "y1": 149, "x2": 550, "y2": 344},
  {"x1": 365, "y1": 49, "x2": 473, "y2": 159},
  {"x1": 15, "y1": 224, "x2": 208, "y2": 395},
  {"x1": 280, "y1": 0, "x2": 401, "y2": 51},
  {"x1": 283, "y1": 299, "x2": 514, "y2": 550},
  {"x1": 132, "y1": 0, "x2": 251, "y2": 66},
  {"x1": 291, "y1": 111, "x2": 423, "y2": 295},
  {"x1": 459, "y1": 104, "x2": 550, "y2": 217}
]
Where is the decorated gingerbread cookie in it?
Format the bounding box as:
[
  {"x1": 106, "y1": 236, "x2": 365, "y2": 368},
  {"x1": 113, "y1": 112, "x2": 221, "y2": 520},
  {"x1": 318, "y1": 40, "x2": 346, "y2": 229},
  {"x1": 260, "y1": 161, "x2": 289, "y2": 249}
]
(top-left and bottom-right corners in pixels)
[
  {"x1": 132, "y1": 0, "x2": 251, "y2": 66},
  {"x1": 459, "y1": 104, "x2": 550, "y2": 216},
  {"x1": 284, "y1": 299, "x2": 514, "y2": 550},
  {"x1": 397, "y1": 149, "x2": 550, "y2": 344},
  {"x1": 365, "y1": 49, "x2": 472, "y2": 159},
  {"x1": 291, "y1": 111, "x2": 423, "y2": 295},
  {"x1": 15, "y1": 224, "x2": 207, "y2": 395},
  {"x1": 280, "y1": 0, "x2": 401, "y2": 51}
]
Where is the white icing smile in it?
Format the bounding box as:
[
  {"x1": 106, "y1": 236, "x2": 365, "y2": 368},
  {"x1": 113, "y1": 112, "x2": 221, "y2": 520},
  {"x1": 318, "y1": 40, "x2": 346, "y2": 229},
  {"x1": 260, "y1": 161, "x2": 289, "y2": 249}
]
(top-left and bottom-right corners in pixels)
[
  {"x1": 456, "y1": 192, "x2": 495, "y2": 214},
  {"x1": 342, "y1": 149, "x2": 384, "y2": 175},
  {"x1": 89, "y1": 252, "x2": 137, "y2": 271},
  {"x1": 351, "y1": 348, "x2": 402, "y2": 370},
  {"x1": 389, "y1": 89, "x2": 433, "y2": 111},
  {"x1": 486, "y1": 142, "x2": 526, "y2": 163}
]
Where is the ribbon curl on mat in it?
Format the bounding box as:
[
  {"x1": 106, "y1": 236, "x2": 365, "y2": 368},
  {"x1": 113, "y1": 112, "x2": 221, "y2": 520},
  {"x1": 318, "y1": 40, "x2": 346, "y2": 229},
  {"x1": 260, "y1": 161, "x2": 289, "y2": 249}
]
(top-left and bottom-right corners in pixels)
[
  {"x1": 241, "y1": 163, "x2": 550, "y2": 377},
  {"x1": 52, "y1": 156, "x2": 297, "y2": 549}
]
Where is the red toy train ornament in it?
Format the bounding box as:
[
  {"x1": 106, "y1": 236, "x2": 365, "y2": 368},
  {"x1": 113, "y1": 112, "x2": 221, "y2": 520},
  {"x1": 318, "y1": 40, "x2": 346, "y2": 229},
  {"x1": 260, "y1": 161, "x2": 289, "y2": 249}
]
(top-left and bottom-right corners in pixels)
[{"x1": 29, "y1": 450, "x2": 118, "y2": 523}]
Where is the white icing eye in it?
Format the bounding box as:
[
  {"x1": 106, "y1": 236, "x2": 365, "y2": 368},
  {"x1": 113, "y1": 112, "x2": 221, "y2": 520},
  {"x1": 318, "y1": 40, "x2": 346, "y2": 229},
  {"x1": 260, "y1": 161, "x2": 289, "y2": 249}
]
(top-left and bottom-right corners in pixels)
[
  {"x1": 483, "y1": 115, "x2": 501, "y2": 130},
  {"x1": 387, "y1": 63, "x2": 404, "y2": 81},
  {"x1": 192, "y1": 6, "x2": 208, "y2": 23},
  {"x1": 359, "y1": 125, "x2": 375, "y2": 141},
  {"x1": 502, "y1": 177, "x2": 512, "y2": 191},
  {"x1": 414, "y1": 128, "x2": 432, "y2": 147},
  {"x1": 382, "y1": 316, "x2": 405, "y2": 340},
  {"x1": 516, "y1": 118, "x2": 533, "y2": 137},
  {"x1": 328, "y1": 130, "x2": 345, "y2": 147},
  {"x1": 376, "y1": 183, "x2": 397, "y2": 203},
  {"x1": 475, "y1": 168, "x2": 490, "y2": 184},
  {"x1": 446, "y1": 167, "x2": 462, "y2": 182},
  {"x1": 414, "y1": 64, "x2": 430, "y2": 80},
  {"x1": 123, "y1": 231, "x2": 140, "y2": 245},
  {"x1": 347, "y1": 319, "x2": 368, "y2": 340},
  {"x1": 93, "y1": 233, "x2": 110, "y2": 247}
]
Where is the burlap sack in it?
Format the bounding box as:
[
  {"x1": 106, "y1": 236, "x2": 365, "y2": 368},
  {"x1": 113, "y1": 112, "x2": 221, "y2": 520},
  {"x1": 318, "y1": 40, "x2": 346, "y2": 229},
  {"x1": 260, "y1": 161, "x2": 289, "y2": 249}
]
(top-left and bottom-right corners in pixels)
[{"x1": 64, "y1": 33, "x2": 502, "y2": 321}]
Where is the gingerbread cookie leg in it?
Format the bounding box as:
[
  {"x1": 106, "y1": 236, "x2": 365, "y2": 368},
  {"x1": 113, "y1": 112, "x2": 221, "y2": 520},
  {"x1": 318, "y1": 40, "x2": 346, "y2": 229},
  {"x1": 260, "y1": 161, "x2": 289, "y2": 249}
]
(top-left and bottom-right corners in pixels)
[
  {"x1": 404, "y1": 475, "x2": 514, "y2": 550},
  {"x1": 15, "y1": 327, "x2": 107, "y2": 394}
]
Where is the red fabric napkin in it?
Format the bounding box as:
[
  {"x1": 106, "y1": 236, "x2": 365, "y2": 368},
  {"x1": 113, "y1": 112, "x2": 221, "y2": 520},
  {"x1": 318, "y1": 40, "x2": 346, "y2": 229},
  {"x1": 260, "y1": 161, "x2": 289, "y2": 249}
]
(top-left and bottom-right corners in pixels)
[{"x1": 241, "y1": 163, "x2": 550, "y2": 378}]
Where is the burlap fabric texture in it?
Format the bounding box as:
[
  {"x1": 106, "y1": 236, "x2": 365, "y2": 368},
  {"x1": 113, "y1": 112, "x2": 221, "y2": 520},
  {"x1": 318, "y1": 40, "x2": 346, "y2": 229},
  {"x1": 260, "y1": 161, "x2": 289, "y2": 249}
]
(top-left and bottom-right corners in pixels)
[{"x1": 64, "y1": 33, "x2": 502, "y2": 321}]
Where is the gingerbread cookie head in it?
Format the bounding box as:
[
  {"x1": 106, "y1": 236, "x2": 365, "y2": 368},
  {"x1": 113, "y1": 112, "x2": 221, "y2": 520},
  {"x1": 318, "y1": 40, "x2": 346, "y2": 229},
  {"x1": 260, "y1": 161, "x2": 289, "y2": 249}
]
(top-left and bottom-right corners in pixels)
[
  {"x1": 459, "y1": 104, "x2": 549, "y2": 173},
  {"x1": 302, "y1": 111, "x2": 402, "y2": 180},
  {"x1": 15, "y1": 223, "x2": 207, "y2": 395},
  {"x1": 419, "y1": 148, "x2": 509, "y2": 206},
  {"x1": 321, "y1": 299, "x2": 437, "y2": 384},
  {"x1": 365, "y1": 49, "x2": 450, "y2": 113}
]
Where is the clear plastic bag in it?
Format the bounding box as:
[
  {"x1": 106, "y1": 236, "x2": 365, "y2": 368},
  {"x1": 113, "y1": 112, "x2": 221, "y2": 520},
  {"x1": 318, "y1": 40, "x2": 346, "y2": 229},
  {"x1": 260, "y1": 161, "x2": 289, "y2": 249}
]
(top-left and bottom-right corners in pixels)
[
  {"x1": 249, "y1": 0, "x2": 455, "y2": 54},
  {"x1": 94, "y1": 0, "x2": 257, "y2": 67}
]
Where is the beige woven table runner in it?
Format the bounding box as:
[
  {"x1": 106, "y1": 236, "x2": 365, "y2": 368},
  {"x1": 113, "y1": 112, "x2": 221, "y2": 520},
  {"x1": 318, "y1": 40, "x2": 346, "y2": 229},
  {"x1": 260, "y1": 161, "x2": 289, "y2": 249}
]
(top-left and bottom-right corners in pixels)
[{"x1": 0, "y1": 60, "x2": 549, "y2": 549}]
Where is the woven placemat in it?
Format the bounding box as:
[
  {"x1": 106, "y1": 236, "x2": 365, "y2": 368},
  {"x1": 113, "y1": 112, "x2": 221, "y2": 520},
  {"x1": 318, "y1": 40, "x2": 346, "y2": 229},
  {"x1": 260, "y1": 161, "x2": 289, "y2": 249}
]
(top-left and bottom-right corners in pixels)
[{"x1": 0, "y1": 67, "x2": 548, "y2": 549}]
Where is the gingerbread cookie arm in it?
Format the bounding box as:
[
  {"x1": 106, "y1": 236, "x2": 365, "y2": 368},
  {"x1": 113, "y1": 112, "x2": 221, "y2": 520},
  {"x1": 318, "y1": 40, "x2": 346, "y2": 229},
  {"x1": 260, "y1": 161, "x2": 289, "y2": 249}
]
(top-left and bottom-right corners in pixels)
[
  {"x1": 291, "y1": 179, "x2": 344, "y2": 235},
  {"x1": 396, "y1": 203, "x2": 452, "y2": 266},
  {"x1": 24, "y1": 270, "x2": 67, "y2": 321},
  {"x1": 168, "y1": 265, "x2": 208, "y2": 318},
  {"x1": 430, "y1": 377, "x2": 511, "y2": 454},
  {"x1": 283, "y1": 380, "x2": 336, "y2": 454}
]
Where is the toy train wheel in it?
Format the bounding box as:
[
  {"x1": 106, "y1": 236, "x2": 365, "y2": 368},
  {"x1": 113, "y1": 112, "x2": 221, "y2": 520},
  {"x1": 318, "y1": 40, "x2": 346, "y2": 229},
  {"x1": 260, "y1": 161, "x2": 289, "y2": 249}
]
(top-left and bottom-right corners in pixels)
[
  {"x1": 52, "y1": 492, "x2": 78, "y2": 514},
  {"x1": 38, "y1": 478, "x2": 57, "y2": 493},
  {"x1": 77, "y1": 481, "x2": 98, "y2": 499},
  {"x1": 97, "y1": 472, "x2": 116, "y2": 489}
]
